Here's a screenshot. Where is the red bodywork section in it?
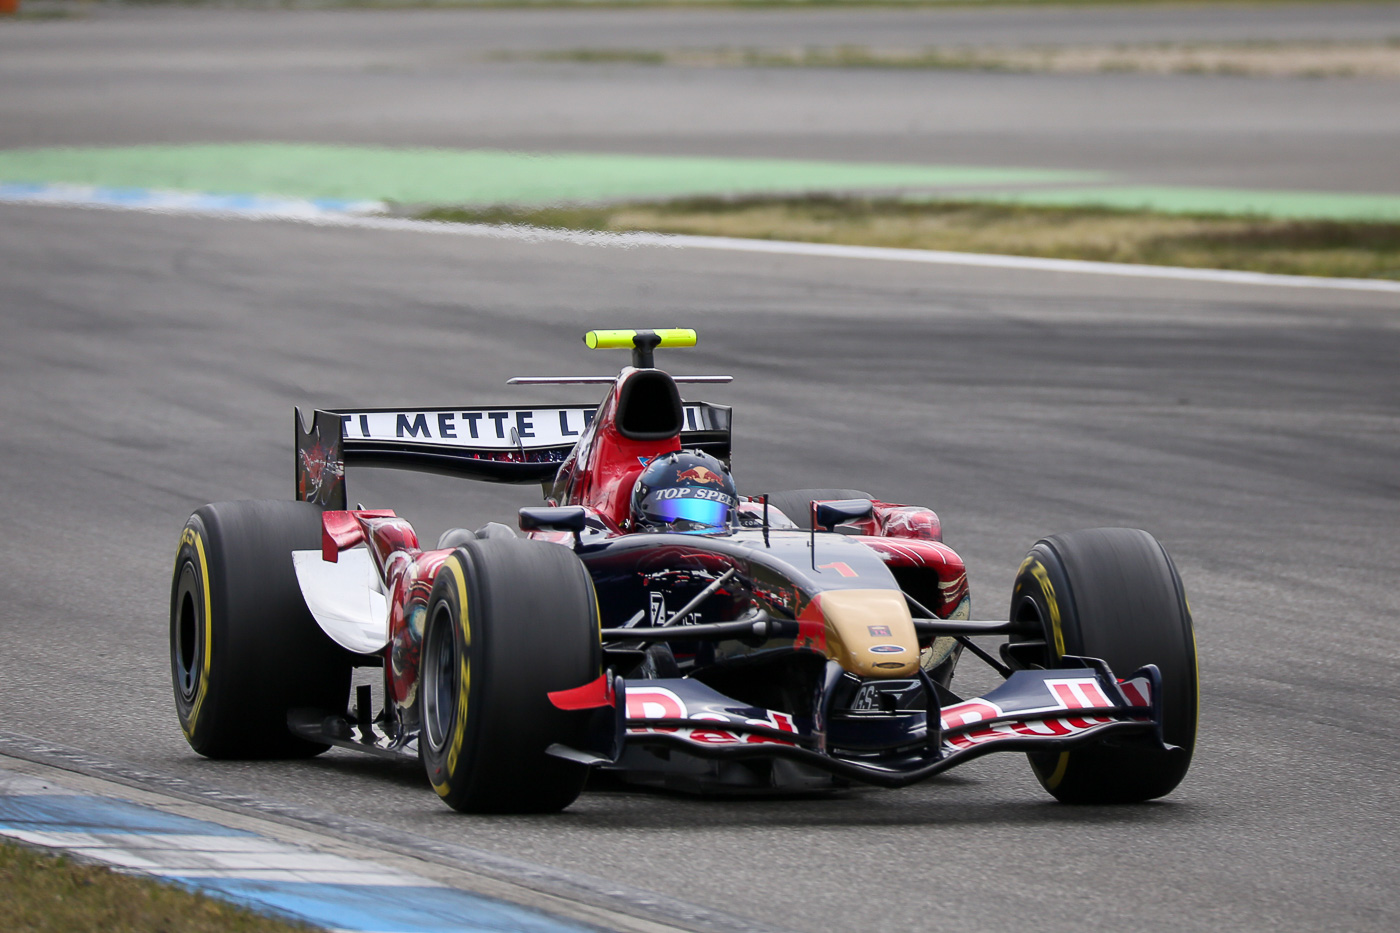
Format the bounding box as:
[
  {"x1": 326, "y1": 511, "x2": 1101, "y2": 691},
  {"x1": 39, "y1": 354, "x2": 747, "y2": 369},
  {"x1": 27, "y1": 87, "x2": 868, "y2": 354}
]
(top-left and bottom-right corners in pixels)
[
  {"x1": 320, "y1": 508, "x2": 453, "y2": 711},
  {"x1": 857, "y1": 533, "x2": 968, "y2": 617},
  {"x1": 550, "y1": 368, "x2": 681, "y2": 529},
  {"x1": 314, "y1": 367, "x2": 969, "y2": 713},
  {"x1": 548, "y1": 673, "x2": 615, "y2": 710},
  {"x1": 762, "y1": 495, "x2": 966, "y2": 617},
  {"x1": 853, "y1": 503, "x2": 943, "y2": 542}
]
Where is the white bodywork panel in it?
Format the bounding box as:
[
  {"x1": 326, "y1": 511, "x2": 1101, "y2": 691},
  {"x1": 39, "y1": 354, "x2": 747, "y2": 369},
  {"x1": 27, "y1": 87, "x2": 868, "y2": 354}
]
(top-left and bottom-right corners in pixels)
[{"x1": 292, "y1": 548, "x2": 388, "y2": 655}]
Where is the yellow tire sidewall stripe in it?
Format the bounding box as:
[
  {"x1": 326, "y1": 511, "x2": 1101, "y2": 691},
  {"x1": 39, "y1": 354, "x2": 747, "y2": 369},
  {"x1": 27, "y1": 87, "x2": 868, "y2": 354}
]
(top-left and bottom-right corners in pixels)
[
  {"x1": 432, "y1": 555, "x2": 473, "y2": 797},
  {"x1": 177, "y1": 526, "x2": 213, "y2": 740},
  {"x1": 1022, "y1": 555, "x2": 1071, "y2": 790}
]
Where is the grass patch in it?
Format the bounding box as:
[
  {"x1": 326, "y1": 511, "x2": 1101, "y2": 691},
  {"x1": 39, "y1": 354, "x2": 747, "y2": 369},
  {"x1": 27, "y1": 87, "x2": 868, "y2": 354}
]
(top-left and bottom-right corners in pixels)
[
  {"x1": 520, "y1": 40, "x2": 1400, "y2": 78},
  {"x1": 62, "y1": 0, "x2": 1400, "y2": 9},
  {"x1": 6, "y1": 9, "x2": 86, "y2": 19},
  {"x1": 0, "y1": 839, "x2": 313, "y2": 933},
  {"x1": 419, "y1": 195, "x2": 1400, "y2": 279}
]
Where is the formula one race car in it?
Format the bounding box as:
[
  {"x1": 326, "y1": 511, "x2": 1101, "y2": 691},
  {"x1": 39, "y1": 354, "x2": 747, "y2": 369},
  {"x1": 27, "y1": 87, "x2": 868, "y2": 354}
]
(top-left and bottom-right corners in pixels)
[{"x1": 170, "y1": 329, "x2": 1197, "y2": 813}]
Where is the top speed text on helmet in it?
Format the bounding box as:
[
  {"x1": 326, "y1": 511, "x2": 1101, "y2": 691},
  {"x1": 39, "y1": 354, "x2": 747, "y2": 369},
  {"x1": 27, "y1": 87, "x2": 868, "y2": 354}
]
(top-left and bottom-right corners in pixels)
[{"x1": 630, "y1": 450, "x2": 737, "y2": 534}]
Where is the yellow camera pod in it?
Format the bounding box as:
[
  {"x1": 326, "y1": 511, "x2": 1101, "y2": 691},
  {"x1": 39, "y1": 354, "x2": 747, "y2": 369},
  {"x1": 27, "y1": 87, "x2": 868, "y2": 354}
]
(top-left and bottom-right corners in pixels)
[{"x1": 583, "y1": 329, "x2": 697, "y2": 350}]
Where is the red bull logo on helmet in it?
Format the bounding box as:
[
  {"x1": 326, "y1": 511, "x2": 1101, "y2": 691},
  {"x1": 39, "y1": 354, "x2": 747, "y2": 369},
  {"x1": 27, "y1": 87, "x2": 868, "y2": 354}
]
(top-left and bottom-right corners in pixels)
[{"x1": 677, "y1": 466, "x2": 723, "y2": 485}]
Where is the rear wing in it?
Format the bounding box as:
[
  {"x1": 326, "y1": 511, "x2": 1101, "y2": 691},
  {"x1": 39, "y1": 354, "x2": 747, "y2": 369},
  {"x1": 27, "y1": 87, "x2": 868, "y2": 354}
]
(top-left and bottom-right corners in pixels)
[{"x1": 295, "y1": 403, "x2": 731, "y2": 509}]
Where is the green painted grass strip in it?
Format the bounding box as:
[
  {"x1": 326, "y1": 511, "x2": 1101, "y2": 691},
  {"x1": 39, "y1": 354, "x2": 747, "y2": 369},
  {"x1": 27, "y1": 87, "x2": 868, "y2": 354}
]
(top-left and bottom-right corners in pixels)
[
  {"x1": 7, "y1": 144, "x2": 1395, "y2": 223},
  {"x1": 0, "y1": 144, "x2": 1097, "y2": 207},
  {"x1": 967, "y1": 185, "x2": 1400, "y2": 223}
]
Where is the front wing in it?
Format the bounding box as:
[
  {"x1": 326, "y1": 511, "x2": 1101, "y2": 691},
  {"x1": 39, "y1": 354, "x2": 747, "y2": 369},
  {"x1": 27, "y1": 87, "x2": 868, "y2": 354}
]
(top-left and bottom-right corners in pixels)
[{"x1": 548, "y1": 658, "x2": 1168, "y2": 788}]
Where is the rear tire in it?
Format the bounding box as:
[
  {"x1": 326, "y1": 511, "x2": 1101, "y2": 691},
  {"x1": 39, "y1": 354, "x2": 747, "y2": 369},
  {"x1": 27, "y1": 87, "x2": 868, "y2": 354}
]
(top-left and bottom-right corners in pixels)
[
  {"x1": 419, "y1": 537, "x2": 601, "y2": 813},
  {"x1": 763, "y1": 488, "x2": 873, "y2": 531},
  {"x1": 170, "y1": 500, "x2": 351, "y2": 758},
  {"x1": 1009, "y1": 528, "x2": 1197, "y2": 803}
]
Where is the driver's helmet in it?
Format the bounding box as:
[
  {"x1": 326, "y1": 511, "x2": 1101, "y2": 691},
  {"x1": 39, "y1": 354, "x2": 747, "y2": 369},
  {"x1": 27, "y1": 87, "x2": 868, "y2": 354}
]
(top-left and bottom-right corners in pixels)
[{"x1": 630, "y1": 451, "x2": 737, "y2": 534}]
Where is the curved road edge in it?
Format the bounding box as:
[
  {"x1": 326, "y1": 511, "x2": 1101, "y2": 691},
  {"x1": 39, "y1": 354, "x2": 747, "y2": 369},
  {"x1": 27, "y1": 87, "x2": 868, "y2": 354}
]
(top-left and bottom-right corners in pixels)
[
  {"x1": 0, "y1": 732, "x2": 786, "y2": 933},
  {"x1": 2, "y1": 191, "x2": 1397, "y2": 296}
]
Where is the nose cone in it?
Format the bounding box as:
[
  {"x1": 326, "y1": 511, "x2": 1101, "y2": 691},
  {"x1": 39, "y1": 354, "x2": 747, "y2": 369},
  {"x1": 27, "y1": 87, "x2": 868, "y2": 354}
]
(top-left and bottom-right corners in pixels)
[{"x1": 812, "y1": 589, "x2": 920, "y2": 678}]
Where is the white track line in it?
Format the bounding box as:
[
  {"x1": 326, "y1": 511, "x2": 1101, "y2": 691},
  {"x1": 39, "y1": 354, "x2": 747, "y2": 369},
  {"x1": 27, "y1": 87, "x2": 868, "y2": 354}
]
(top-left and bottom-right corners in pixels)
[
  {"x1": 5, "y1": 185, "x2": 1398, "y2": 296},
  {"x1": 310, "y1": 215, "x2": 1400, "y2": 296}
]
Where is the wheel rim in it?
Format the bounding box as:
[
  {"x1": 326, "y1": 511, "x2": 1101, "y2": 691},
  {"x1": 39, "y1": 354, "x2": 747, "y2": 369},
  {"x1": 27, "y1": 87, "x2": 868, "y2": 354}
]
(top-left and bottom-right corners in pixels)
[
  {"x1": 422, "y1": 603, "x2": 459, "y2": 752},
  {"x1": 173, "y1": 562, "x2": 202, "y2": 703}
]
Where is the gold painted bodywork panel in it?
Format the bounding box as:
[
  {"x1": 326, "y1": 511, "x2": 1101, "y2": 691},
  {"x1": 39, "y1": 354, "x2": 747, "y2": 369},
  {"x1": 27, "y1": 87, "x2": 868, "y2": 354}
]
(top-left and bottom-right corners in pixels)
[{"x1": 817, "y1": 589, "x2": 919, "y2": 677}]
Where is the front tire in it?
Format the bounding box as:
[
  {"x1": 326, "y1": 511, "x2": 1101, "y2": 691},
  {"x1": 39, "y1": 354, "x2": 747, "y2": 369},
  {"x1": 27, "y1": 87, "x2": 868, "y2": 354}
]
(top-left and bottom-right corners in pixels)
[
  {"x1": 419, "y1": 537, "x2": 601, "y2": 813},
  {"x1": 170, "y1": 500, "x2": 351, "y2": 758},
  {"x1": 1009, "y1": 528, "x2": 1197, "y2": 803}
]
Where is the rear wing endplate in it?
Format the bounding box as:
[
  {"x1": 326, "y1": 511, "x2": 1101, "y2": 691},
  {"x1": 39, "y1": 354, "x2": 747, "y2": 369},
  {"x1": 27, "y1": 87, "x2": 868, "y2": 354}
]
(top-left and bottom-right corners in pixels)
[{"x1": 295, "y1": 404, "x2": 731, "y2": 509}]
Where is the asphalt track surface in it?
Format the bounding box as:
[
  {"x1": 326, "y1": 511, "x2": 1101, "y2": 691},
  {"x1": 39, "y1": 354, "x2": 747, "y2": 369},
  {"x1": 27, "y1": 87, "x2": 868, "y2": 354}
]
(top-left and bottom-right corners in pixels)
[
  {"x1": 2, "y1": 199, "x2": 1399, "y2": 932},
  {"x1": 3, "y1": 5, "x2": 1400, "y2": 933},
  {"x1": 3, "y1": 4, "x2": 1400, "y2": 191}
]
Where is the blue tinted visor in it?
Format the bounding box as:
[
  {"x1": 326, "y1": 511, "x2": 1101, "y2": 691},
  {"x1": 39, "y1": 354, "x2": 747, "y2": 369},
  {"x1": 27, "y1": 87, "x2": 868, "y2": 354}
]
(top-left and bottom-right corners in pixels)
[{"x1": 646, "y1": 496, "x2": 731, "y2": 531}]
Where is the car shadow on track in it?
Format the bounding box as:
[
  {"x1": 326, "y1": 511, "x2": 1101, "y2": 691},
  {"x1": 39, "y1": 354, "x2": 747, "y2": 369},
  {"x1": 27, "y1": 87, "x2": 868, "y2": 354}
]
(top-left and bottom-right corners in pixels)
[
  {"x1": 228, "y1": 750, "x2": 1203, "y2": 831},
  {"x1": 563, "y1": 790, "x2": 1198, "y2": 831}
]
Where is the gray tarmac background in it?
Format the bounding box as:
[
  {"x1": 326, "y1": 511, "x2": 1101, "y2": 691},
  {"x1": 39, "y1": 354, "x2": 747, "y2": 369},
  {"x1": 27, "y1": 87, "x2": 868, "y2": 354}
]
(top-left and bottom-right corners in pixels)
[
  {"x1": 2, "y1": 4, "x2": 1400, "y2": 932},
  {"x1": 3, "y1": 4, "x2": 1399, "y2": 189},
  {"x1": 1, "y1": 202, "x2": 1398, "y2": 932}
]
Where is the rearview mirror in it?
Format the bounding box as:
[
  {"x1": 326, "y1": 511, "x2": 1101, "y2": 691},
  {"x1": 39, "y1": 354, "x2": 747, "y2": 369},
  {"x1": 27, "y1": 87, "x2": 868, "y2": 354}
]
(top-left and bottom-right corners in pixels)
[
  {"x1": 813, "y1": 498, "x2": 874, "y2": 531},
  {"x1": 518, "y1": 506, "x2": 588, "y2": 534}
]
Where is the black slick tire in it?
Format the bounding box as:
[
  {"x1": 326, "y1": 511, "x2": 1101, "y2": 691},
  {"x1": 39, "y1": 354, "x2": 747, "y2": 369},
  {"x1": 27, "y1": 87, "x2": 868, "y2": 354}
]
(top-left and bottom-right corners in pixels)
[
  {"x1": 1009, "y1": 527, "x2": 1197, "y2": 804},
  {"x1": 170, "y1": 500, "x2": 351, "y2": 758},
  {"x1": 419, "y1": 537, "x2": 601, "y2": 814},
  {"x1": 763, "y1": 488, "x2": 873, "y2": 531}
]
